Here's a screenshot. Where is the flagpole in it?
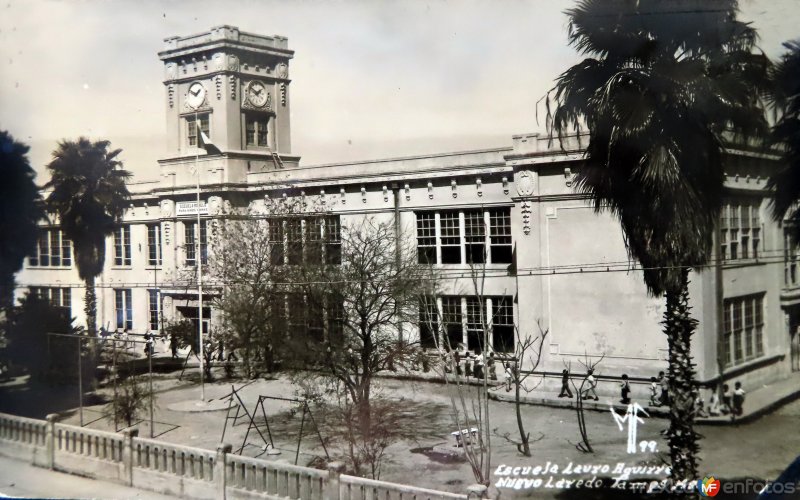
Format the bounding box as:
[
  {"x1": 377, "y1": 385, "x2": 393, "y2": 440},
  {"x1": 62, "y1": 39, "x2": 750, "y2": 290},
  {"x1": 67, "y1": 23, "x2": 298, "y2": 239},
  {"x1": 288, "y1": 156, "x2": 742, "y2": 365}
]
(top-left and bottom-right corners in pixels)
[{"x1": 196, "y1": 112, "x2": 205, "y2": 402}]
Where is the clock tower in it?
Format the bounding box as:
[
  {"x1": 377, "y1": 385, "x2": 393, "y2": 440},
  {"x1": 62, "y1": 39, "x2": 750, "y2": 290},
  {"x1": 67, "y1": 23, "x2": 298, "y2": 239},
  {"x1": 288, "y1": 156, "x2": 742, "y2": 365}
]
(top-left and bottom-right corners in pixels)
[{"x1": 157, "y1": 26, "x2": 299, "y2": 189}]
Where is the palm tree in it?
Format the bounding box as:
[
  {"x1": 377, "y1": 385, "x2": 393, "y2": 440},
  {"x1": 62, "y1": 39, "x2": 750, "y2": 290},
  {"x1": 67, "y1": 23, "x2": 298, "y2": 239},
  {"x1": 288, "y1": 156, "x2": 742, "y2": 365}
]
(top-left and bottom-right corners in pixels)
[
  {"x1": 767, "y1": 40, "x2": 800, "y2": 238},
  {"x1": 0, "y1": 131, "x2": 43, "y2": 314},
  {"x1": 45, "y1": 138, "x2": 131, "y2": 337},
  {"x1": 546, "y1": 0, "x2": 767, "y2": 479}
]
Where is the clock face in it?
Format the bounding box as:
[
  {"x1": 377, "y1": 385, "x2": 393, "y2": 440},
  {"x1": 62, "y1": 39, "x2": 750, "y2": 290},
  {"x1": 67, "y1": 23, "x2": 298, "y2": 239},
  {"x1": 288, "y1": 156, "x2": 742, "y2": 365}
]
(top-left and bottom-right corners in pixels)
[
  {"x1": 247, "y1": 81, "x2": 268, "y2": 107},
  {"x1": 186, "y1": 82, "x2": 206, "y2": 109}
]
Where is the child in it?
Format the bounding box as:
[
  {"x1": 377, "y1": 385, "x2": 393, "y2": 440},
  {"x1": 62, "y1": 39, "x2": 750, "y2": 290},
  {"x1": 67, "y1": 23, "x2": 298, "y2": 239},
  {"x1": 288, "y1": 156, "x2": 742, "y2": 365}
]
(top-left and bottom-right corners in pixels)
[
  {"x1": 658, "y1": 371, "x2": 670, "y2": 406},
  {"x1": 582, "y1": 369, "x2": 599, "y2": 401},
  {"x1": 558, "y1": 369, "x2": 573, "y2": 398},
  {"x1": 722, "y1": 383, "x2": 732, "y2": 415},
  {"x1": 504, "y1": 362, "x2": 513, "y2": 392},
  {"x1": 694, "y1": 392, "x2": 708, "y2": 418},
  {"x1": 649, "y1": 377, "x2": 660, "y2": 406},
  {"x1": 732, "y1": 382, "x2": 746, "y2": 419},
  {"x1": 620, "y1": 374, "x2": 631, "y2": 405},
  {"x1": 708, "y1": 387, "x2": 721, "y2": 416}
]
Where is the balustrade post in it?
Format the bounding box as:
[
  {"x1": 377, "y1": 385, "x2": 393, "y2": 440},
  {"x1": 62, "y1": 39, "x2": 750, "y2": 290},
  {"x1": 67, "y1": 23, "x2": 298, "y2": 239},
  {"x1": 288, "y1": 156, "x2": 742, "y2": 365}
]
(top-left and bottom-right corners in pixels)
[
  {"x1": 215, "y1": 443, "x2": 232, "y2": 500},
  {"x1": 326, "y1": 461, "x2": 345, "y2": 500},
  {"x1": 122, "y1": 427, "x2": 139, "y2": 486},
  {"x1": 45, "y1": 414, "x2": 58, "y2": 470}
]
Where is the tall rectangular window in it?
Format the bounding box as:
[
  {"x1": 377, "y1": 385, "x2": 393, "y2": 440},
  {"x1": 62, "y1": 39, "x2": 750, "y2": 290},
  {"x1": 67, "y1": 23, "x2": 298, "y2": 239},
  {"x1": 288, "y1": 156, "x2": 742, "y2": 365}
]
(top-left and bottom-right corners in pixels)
[
  {"x1": 419, "y1": 298, "x2": 439, "y2": 349},
  {"x1": 147, "y1": 224, "x2": 162, "y2": 266},
  {"x1": 185, "y1": 220, "x2": 208, "y2": 266},
  {"x1": 148, "y1": 289, "x2": 160, "y2": 332},
  {"x1": 115, "y1": 289, "x2": 133, "y2": 331},
  {"x1": 416, "y1": 212, "x2": 437, "y2": 264},
  {"x1": 464, "y1": 211, "x2": 486, "y2": 264},
  {"x1": 414, "y1": 207, "x2": 513, "y2": 265},
  {"x1": 269, "y1": 219, "x2": 284, "y2": 265},
  {"x1": 29, "y1": 229, "x2": 71, "y2": 267},
  {"x1": 325, "y1": 216, "x2": 342, "y2": 265},
  {"x1": 491, "y1": 296, "x2": 514, "y2": 353},
  {"x1": 723, "y1": 294, "x2": 765, "y2": 366},
  {"x1": 785, "y1": 231, "x2": 799, "y2": 287},
  {"x1": 441, "y1": 297, "x2": 463, "y2": 350},
  {"x1": 245, "y1": 113, "x2": 269, "y2": 147},
  {"x1": 113, "y1": 225, "x2": 132, "y2": 266},
  {"x1": 266, "y1": 216, "x2": 342, "y2": 266},
  {"x1": 286, "y1": 219, "x2": 303, "y2": 265},
  {"x1": 439, "y1": 211, "x2": 461, "y2": 264},
  {"x1": 721, "y1": 198, "x2": 761, "y2": 262},
  {"x1": 187, "y1": 114, "x2": 210, "y2": 147},
  {"x1": 465, "y1": 297, "x2": 485, "y2": 352},
  {"x1": 306, "y1": 218, "x2": 324, "y2": 265}
]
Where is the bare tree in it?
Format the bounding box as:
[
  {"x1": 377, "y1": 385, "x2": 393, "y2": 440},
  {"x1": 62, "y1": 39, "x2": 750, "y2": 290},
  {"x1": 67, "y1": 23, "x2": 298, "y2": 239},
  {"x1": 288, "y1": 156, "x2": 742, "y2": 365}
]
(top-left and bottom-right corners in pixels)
[
  {"x1": 566, "y1": 352, "x2": 605, "y2": 453},
  {"x1": 497, "y1": 321, "x2": 548, "y2": 457},
  {"x1": 287, "y1": 217, "x2": 438, "y2": 477}
]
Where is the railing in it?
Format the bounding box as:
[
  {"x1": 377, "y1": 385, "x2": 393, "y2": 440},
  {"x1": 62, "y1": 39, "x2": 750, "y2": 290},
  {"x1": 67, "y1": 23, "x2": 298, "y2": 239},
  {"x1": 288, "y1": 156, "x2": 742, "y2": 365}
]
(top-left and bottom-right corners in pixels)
[
  {"x1": 134, "y1": 437, "x2": 215, "y2": 481},
  {"x1": 0, "y1": 411, "x2": 469, "y2": 500},
  {"x1": 341, "y1": 475, "x2": 469, "y2": 500},
  {"x1": 54, "y1": 423, "x2": 123, "y2": 462},
  {"x1": 0, "y1": 413, "x2": 47, "y2": 447},
  {"x1": 227, "y1": 453, "x2": 328, "y2": 500}
]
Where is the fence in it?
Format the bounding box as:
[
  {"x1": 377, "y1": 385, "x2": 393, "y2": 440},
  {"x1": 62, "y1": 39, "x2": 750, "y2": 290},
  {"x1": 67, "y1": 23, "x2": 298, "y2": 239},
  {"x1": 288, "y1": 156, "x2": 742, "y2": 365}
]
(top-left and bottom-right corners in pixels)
[{"x1": 0, "y1": 412, "x2": 469, "y2": 500}]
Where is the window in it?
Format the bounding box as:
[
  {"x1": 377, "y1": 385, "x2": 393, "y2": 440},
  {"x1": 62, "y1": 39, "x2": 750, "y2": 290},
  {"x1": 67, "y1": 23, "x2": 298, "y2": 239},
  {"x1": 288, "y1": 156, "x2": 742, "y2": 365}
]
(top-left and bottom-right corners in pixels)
[
  {"x1": 185, "y1": 220, "x2": 208, "y2": 266},
  {"x1": 113, "y1": 225, "x2": 132, "y2": 266},
  {"x1": 28, "y1": 229, "x2": 72, "y2": 268},
  {"x1": 268, "y1": 215, "x2": 342, "y2": 266},
  {"x1": 416, "y1": 212, "x2": 436, "y2": 264},
  {"x1": 415, "y1": 208, "x2": 513, "y2": 265},
  {"x1": 441, "y1": 297, "x2": 463, "y2": 350},
  {"x1": 419, "y1": 298, "x2": 439, "y2": 349},
  {"x1": 30, "y1": 287, "x2": 71, "y2": 316},
  {"x1": 785, "y1": 231, "x2": 800, "y2": 287},
  {"x1": 245, "y1": 113, "x2": 269, "y2": 147},
  {"x1": 722, "y1": 294, "x2": 765, "y2": 366},
  {"x1": 465, "y1": 297, "x2": 485, "y2": 352},
  {"x1": 187, "y1": 114, "x2": 210, "y2": 147},
  {"x1": 721, "y1": 199, "x2": 761, "y2": 261},
  {"x1": 148, "y1": 289, "x2": 160, "y2": 332},
  {"x1": 491, "y1": 296, "x2": 514, "y2": 353},
  {"x1": 147, "y1": 224, "x2": 162, "y2": 266},
  {"x1": 115, "y1": 289, "x2": 133, "y2": 331},
  {"x1": 178, "y1": 306, "x2": 210, "y2": 335},
  {"x1": 428, "y1": 296, "x2": 515, "y2": 353}
]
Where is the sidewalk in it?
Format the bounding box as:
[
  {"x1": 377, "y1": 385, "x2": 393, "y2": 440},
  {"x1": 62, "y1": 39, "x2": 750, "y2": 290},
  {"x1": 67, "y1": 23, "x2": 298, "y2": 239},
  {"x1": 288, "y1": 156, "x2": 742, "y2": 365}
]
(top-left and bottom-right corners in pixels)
[
  {"x1": 486, "y1": 371, "x2": 800, "y2": 425},
  {"x1": 0, "y1": 455, "x2": 178, "y2": 499}
]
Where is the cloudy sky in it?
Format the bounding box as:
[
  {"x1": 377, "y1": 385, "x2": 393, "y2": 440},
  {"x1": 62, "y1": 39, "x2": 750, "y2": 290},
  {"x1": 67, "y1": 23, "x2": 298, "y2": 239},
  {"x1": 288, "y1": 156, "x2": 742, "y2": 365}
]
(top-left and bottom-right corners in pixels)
[{"x1": 0, "y1": 0, "x2": 797, "y2": 184}]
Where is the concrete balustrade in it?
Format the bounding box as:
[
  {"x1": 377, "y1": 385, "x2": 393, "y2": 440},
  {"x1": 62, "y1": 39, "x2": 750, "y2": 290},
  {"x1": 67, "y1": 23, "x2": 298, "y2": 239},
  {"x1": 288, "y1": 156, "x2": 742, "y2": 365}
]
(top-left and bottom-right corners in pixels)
[{"x1": 0, "y1": 411, "x2": 469, "y2": 500}]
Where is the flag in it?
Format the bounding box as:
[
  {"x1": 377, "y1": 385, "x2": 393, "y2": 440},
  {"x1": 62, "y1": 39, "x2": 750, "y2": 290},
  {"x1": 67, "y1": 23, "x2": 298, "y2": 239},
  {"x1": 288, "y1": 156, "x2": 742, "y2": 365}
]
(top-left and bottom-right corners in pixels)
[{"x1": 196, "y1": 121, "x2": 220, "y2": 154}]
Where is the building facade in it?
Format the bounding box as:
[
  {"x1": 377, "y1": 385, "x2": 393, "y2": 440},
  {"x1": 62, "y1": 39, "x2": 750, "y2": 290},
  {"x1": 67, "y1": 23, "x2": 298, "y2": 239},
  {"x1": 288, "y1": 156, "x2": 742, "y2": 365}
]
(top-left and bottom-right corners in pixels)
[{"x1": 15, "y1": 26, "x2": 800, "y2": 392}]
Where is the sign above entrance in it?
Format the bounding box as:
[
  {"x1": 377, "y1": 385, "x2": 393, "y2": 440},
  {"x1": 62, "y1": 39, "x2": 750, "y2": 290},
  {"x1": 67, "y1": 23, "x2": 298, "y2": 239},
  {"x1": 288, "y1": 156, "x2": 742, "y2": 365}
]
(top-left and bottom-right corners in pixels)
[{"x1": 176, "y1": 201, "x2": 209, "y2": 216}]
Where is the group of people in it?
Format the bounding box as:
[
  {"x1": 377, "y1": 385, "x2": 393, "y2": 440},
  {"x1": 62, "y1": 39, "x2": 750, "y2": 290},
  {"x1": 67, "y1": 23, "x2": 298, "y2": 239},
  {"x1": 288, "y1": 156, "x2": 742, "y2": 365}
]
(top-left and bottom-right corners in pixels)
[{"x1": 446, "y1": 347, "x2": 499, "y2": 380}]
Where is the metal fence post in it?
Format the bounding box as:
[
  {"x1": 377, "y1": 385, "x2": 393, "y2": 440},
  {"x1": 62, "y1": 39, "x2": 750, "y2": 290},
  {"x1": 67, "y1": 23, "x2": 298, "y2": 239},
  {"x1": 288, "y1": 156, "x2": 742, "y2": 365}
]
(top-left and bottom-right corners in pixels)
[
  {"x1": 215, "y1": 443, "x2": 232, "y2": 500},
  {"x1": 326, "y1": 461, "x2": 345, "y2": 500},
  {"x1": 45, "y1": 414, "x2": 58, "y2": 470}
]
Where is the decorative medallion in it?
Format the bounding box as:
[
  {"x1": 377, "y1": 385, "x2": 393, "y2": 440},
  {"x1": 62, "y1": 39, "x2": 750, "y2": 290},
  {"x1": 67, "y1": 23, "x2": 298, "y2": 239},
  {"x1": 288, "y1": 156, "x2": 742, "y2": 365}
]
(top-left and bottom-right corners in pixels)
[
  {"x1": 227, "y1": 54, "x2": 239, "y2": 72},
  {"x1": 517, "y1": 170, "x2": 535, "y2": 197},
  {"x1": 276, "y1": 62, "x2": 288, "y2": 79},
  {"x1": 213, "y1": 52, "x2": 224, "y2": 71}
]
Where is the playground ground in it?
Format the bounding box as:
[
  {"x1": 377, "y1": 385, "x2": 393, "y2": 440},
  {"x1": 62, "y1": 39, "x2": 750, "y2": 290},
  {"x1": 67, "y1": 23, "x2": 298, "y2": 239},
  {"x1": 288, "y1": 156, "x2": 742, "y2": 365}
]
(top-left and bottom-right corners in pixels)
[{"x1": 1, "y1": 364, "x2": 799, "y2": 497}]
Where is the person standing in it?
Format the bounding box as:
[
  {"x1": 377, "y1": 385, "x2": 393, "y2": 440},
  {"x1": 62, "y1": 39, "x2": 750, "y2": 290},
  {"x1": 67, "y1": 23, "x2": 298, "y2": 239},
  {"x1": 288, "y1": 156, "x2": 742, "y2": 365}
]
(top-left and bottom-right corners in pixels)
[
  {"x1": 169, "y1": 333, "x2": 178, "y2": 359},
  {"x1": 722, "y1": 383, "x2": 732, "y2": 415},
  {"x1": 732, "y1": 382, "x2": 746, "y2": 420},
  {"x1": 649, "y1": 377, "x2": 660, "y2": 406},
  {"x1": 558, "y1": 369, "x2": 573, "y2": 398},
  {"x1": 620, "y1": 374, "x2": 631, "y2": 405},
  {"x1": 658, "y1": 371, "x2": 670, "y2": 406},
  {"x1": 582, "y1": 369, "x2": 599, "y2": 401}
]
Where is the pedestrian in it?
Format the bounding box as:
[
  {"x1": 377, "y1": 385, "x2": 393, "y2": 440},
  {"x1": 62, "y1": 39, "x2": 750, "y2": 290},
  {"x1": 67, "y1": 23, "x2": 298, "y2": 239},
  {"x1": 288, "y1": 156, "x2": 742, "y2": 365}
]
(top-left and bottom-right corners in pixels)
[
  {"x1": 473, "y1": 351, "x2": 485, "y2": 379},
  {"x1": 658, "y1": 371, "x2": 670, "y2": 406},
  {"x1": 732, "y1": 382, "x2": 746, "y2": 419},
  {"x1": 649, "y1": 377, "x2": 660, "y2": 406},
  {"x1": 487, "y1": 352, "x2": 497, "y2": 380},
  {"x1": 217, "y1": 339, "x2": 225, "y2": 361},
  {"x1": 504, "y1": 362, "x2": 514, "y2": 392},
  {"x1": 722, "y1": 383, "x2": 732, "y2": 414},
  {"x1": 620, "y1": 374, "x2": 631, "y2": 405},
  {"x1": 558, "y1": 369, "x2": 573, "y2": 398},
  {"x1": 694, "y1": 391, "x2": 708, "y2": 418},
  {"x1": 582, "y1": 369, "x2": 599, "y2": 401},
  {"x1": 454, "y1": 349, "x2": 462, "y2": 376},
  {"x1": 708, "y1": 386, "x2": 721, "y2": 416},
  {"x1": 170, "y1": 333, "x2": 178, "y2": 359},
  {"x1": 143, "y1": 333, "x2": 153, "y2": 356}
]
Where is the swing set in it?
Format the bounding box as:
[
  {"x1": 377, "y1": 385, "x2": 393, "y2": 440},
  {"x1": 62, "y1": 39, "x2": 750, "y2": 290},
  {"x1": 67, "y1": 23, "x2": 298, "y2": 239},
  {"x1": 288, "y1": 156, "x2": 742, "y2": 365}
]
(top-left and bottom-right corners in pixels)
[{"x1": 219, "y1": 384, "x2": 329, "y2": 465}]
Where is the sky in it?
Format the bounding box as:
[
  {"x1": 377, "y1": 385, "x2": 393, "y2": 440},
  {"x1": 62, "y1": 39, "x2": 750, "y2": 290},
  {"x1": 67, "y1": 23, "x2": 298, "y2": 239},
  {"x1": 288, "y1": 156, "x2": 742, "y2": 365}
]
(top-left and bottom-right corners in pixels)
[{"x1": 0, "y1": 0, "x2": 797, "y2": 185}]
